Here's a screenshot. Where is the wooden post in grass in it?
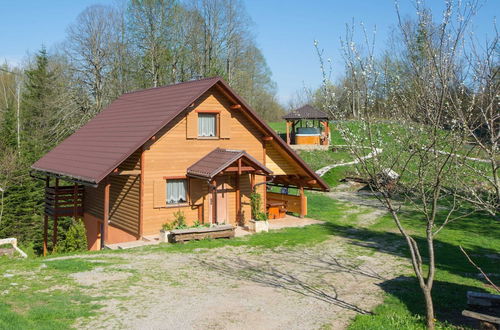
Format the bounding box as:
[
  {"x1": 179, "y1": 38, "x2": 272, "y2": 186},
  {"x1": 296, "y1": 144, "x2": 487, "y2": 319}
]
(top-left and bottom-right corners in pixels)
[
  {"x1": 52, "y1": 178, "x2": 59, "y2": 251},
  {"x1": 102, "y1": 177, "x2": 110, "y2": 249},
  {"x1": 299, "y1": 185, "x2": 306, "y2": 218},
  {"x1": 43, "y1": 176, "x2": 49, "y2": 256}
]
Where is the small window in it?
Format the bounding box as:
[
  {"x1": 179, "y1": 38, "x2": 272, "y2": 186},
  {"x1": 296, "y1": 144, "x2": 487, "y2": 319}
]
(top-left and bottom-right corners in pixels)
[
  {"x1": 198, "y1": 113, "x2": 217, "y2": 137},
  {"x1": 166, "y1": 179, "x2": 187, "y2": 204}
]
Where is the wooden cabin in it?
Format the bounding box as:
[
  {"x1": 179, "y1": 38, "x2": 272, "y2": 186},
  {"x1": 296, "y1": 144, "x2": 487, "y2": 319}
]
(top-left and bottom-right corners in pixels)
[
  {"x1": 283, "y1": 105, "x2": 331, "y2": 145},
  {"x1": 31, "y1": 77, "x2": 328, "y2": 253}
]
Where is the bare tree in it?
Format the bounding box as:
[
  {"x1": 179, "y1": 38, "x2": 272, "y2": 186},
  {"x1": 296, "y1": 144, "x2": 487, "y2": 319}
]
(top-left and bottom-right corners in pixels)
[
  {"x1": 128, "y1": 0, "x2": 176, "y2": 87},
  {"x1": 317, "y1": 1, "x2": 494, "y2": 329},
  {"x1": 66, "y1": 5, "x2": 118, "y2": 112},
  {"x1": 451, "y1": 30, "x2": 499, "y2": 216}
]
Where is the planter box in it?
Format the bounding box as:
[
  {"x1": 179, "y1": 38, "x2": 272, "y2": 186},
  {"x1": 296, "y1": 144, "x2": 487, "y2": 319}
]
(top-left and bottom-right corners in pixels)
[
  {"x1": 168, "y1": 225, "x2": 235, "y2": 243},
  {"x1": 249, "y1": 220, "x2": 269, "y2": 233},
  {"x1": 159, "y1": 230, "x2": 171, "y2": 243}
]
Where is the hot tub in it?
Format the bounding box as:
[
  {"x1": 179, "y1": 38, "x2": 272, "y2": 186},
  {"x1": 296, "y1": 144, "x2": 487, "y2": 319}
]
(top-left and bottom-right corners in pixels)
[{"x1": 295, "y1": 127, "x2": 321, "y2": 144}]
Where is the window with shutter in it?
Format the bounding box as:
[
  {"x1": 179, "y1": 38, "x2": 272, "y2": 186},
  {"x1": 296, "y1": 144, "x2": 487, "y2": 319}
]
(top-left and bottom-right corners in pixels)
[
  {"x1": 198, "y1": 113, "x2": 217, "y2": 137},
  {"x1": 166, "y1": 179, "x2": 188, "y2": 204}
]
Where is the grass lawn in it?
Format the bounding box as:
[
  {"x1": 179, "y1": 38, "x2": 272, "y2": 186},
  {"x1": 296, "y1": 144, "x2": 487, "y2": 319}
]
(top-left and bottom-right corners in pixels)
[
  {"x1": 304, "y1": 193, "x2": 499, "y2": 329},
  {"x1": 0, "y1": 193, "x2": 498, "y2": 329}
]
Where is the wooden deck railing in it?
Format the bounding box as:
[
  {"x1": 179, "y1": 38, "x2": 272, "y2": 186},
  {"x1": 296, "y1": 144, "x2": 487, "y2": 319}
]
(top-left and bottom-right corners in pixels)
[{"x1": 44, "y1": 185, "x2": 84, "y2": 218}]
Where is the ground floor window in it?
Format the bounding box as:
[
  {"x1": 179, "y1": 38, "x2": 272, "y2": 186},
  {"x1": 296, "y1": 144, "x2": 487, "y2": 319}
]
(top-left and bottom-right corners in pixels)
[{"x1": 166, "y1": 179, "x2": 187, "y2": 204}]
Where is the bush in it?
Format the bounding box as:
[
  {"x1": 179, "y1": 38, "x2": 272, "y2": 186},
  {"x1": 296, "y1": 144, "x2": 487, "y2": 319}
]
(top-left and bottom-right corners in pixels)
[
  {"x1": 54, "y1": 219, "x2": 87, "y2": 253},
  {"x1": 162, "y1": 210, "x2": 188, "y2": 230},
  {"x1": 250, "y1": 192, "x2": 268, "y2": 221}
]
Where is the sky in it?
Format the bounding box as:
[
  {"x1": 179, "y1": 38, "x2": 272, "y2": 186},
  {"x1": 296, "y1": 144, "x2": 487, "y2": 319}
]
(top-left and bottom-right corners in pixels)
[{"x1": 1, "y1": 0, "x2": 498, "y2": 104}]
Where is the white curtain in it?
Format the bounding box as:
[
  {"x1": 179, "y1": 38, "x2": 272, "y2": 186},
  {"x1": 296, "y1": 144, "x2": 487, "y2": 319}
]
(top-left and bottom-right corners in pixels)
[
  {"x1": 198, "y1": 114, "x2": 216, "y2": 137},
  {"x1": 167, "y1": 180, "x2": 187, "y2": 204}
]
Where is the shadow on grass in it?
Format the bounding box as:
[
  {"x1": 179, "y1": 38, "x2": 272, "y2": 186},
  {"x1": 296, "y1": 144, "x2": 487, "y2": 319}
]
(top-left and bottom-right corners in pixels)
[
  {"x1": 318, "y1": 221, "x2": 498, "y2": 327},
  {"x1": 378, "y1": 276, "x2": 480, "y2": 328}
]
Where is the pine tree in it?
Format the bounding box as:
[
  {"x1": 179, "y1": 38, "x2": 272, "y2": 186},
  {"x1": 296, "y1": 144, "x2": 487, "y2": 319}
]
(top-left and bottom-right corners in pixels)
[{"x1": 21, "y1": 47, "x2": 57, "y2": 162}]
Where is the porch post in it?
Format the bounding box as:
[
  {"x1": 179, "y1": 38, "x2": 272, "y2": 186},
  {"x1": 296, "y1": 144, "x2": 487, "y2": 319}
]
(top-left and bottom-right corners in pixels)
[
  {"x1": 43, "y1": 176, "x2": 49, "y2": 256},
  {"x1": 299, "y1": 185, "x2": 306, "y2": 218},
  {"x1": 211, "y1": 179, "x2": 217, "y2": 224},
  {"x1": 250, "y1": 173, "x2": 255, "y2": 192},
  {"x1": 52, "y1": 178, "x2": 59, "y2": 251},
  {"x1": 73, "y1": 183, "x2": 78, "y2": 221},
  {"x1": 286, "y1": 120, "x2": 291, "y2": 145},
  {"x1": 102, "y1": 177, "x2": 110, "y2": 248},
  {"x1": 236, "y1": 159, "x2": 242, "y2": 225}
]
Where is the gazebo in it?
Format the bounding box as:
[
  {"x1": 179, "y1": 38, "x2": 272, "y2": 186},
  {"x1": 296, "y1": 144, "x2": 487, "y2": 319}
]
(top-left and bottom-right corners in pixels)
[{"x1": 282, "y1": 104, "x2": 330, "y2": 146}]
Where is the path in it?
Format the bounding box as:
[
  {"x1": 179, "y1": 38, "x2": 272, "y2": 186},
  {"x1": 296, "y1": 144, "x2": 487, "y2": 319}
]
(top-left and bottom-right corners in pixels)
[{"x1": 315, "y1": 148, "x2": 383, "y2": 177}]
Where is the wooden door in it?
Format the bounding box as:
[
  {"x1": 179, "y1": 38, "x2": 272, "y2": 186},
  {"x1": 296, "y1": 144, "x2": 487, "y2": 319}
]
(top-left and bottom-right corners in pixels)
[{"x1": 216, "y1": 176, "x2": 228, "y2": 224}]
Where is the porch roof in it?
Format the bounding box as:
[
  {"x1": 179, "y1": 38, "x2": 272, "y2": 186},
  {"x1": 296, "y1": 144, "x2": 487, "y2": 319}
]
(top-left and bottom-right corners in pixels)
[
  {"x1": 282, "y1": 104, "x2": 330, "y2": 120},
  {"x1": 187, "y1": 148, "x2": 272, "y2": 180}
]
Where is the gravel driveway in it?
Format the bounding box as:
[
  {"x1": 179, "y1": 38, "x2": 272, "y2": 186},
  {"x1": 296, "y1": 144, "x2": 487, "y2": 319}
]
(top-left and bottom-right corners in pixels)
[{"x1": 71, "y1": 232, "x2": 405, "y2": 330}]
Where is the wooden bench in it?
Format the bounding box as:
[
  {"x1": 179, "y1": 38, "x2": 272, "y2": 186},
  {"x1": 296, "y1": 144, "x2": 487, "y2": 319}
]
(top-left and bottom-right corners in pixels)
[
  {"x1": 267, "y1": 199, "x2": 287, "y2": 219},
  {"x1": 168, "y1": 225, "x2": 235, "y2": 243},
  {"x1": 462, "y1": 291, "x2": 500, "y2": 329}
]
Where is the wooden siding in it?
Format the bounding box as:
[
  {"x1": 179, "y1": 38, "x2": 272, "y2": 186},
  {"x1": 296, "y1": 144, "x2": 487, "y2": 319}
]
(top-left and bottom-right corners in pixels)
[
  {"x1": 142, "y1": 87, "x2": 265, "y2": 235},
  {"x1": 84, "y1": 150, "x2": 141, "y2": 237},
  {"x1": 265, "y1": 140, "x2": 306, "y2": 176}
]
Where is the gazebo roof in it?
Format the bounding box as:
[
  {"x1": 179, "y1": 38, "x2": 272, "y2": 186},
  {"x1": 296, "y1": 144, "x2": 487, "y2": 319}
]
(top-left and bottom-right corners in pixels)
[{"x1": 282, "y1": 104, "x2": 330, "y2": 120}]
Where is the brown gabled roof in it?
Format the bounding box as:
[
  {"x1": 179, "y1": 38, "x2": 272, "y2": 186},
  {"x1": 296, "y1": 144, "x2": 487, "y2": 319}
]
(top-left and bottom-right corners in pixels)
[
  {"x1": 282, "y1": 104, "x2": 330, "y2": 120},
  {"x1": 32, "y1": 77, "x2": 329, "y2": 191},
  {"x1": 187, "y1": 148, "x2": 272, "y2": 180},
  {"x1": 31, "y1": 77, "x2": 220, "y2": 183}
]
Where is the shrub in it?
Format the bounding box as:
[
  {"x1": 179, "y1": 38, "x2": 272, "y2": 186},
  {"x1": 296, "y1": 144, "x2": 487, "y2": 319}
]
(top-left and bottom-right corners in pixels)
[
  {"x1": 54, "y1": 219, "x2": 87, "y2": 253},
  {"x1": 162, "y1": 210, "x2": 188, "y2": 230},
  {"x1": 250, "y1": 192, "x2": 268, "y2": 221}
]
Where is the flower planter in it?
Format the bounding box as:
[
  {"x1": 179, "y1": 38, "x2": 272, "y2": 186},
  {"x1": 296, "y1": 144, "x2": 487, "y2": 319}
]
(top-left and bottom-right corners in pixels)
[
  {"x1": 159, "y1": 229, "x2": 171, "y2": 243},
  {"x1": 168, "y1": 224, "x2": 234, "y2": 243},
  {"x1": 249, "y1": 219, "x2": 269, "y2": 233}
]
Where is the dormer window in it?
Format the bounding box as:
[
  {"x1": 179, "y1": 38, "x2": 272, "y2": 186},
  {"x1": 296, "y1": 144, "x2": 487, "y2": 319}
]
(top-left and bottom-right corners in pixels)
[{"x1": 198, "y1": 113, "x2": 217, "y2": 137}]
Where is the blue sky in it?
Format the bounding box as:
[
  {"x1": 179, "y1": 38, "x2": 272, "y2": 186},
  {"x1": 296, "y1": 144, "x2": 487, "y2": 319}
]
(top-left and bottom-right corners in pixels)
[{"x1": 1, "y1": 0, "x2": 498, "y2": 104}]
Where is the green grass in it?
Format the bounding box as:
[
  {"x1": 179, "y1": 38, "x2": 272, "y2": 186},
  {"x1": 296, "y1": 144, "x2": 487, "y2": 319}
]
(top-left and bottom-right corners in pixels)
[
  {"x1": 0, "y1": 257, "x2": 114, "y2": 329},
  {"x1": 346, "y1": 207, "x2": 499, "y2": 329}
]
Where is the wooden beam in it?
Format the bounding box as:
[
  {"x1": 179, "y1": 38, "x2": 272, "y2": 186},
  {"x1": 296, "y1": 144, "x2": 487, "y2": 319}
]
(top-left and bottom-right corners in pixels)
[
  {"x1": 251, "y1": 173, "x2": 255, "y2": 192},
  {"x1": 198, "y1": 204, "x2": 203, "y2": 224},
  {"x1": 286, "y1": 121, "x2": 291, "y2": 145},
  {"x1": 103, "y1": 178, "x2": 110, "y2": 248},
  {"x1": 139, "y1": 148, "x2": 145, "y2": 238},
  {"x1": 211, "y1": 180, "x2": 217, "y2": 224},
  {"x1": 112, "y1": 170, "x2": 141, "y2": 176},
  {"x1": 73, "y1": 183, "x2": 78, "y2": 220},
  {"x1": 223, "y1": 166, "x2": 256, "y2": 173},
  {"x1": 236, "y1": 174, "x2": 241, "y2": 225},
  {"x1": 230, "y1": 104, "x2": 241, "y2": 110},
  {"x1": 43, "y1": 176, "x2": 49, "y2": 256},
  {"x1": 52, "y1": 178, "x2": 60, "y2": 251},
  {"x1": 299, "y1": 186, "x2": 306, "y2": 218},
  {"x1": 262, "y1": 136, "x2": 273, "y2": 141}
]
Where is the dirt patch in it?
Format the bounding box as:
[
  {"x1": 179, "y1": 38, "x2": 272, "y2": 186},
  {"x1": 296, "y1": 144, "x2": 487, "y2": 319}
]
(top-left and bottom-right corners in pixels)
[
  {"x1": 74, "y1": 236, "x2": 405, "y2": 330},
  {"x1": 71, "y1": 267, "x2": 133, "y2": 286}
]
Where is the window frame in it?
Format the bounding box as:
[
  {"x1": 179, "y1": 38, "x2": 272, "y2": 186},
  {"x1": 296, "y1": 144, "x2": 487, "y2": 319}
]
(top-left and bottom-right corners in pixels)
[
  {"x1": 164, "y1": 176, "x2": 189, "y2": 207},
  {"x1": 196, "y1": 110, "x2": 220, "y2": 139}
]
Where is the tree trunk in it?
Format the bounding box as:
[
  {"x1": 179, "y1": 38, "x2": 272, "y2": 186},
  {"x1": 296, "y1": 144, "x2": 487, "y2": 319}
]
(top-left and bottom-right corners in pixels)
[{"x1": 423, "y1": 287, "x2": 435, "y2": 330}]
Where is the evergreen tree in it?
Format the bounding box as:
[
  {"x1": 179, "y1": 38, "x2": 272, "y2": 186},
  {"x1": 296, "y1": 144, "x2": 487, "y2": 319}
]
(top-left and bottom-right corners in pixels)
[{"x1": 21, "y1": 47, "x2": 58, "y2": 162}]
